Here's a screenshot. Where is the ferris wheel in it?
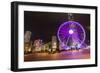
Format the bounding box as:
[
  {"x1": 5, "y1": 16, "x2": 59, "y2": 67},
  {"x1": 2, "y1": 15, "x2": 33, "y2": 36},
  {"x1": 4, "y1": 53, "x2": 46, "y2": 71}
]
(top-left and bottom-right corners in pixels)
[{"x1": 57, "y1": 21, "x2": 86, "y2": 49}]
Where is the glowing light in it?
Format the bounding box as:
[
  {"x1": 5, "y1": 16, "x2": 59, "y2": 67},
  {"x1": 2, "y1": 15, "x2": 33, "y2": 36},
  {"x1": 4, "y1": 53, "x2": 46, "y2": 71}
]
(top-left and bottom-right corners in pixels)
[
  {"x1": 77, "y1": 44, "x2": 81, "y2": 48},
  {"x1": 69, "y1": 29, "x2": 74, "y2": 34}
]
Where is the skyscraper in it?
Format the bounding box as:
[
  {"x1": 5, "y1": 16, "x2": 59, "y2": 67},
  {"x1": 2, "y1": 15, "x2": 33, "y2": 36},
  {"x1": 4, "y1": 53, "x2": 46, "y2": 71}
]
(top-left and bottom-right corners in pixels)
[
  {"x1": 24, "y1": 31, "x2": 32, "y2": 53},
  {"x1": 51, "y1": 36, "x2": 57, "y2": 52},
  {"x1": 24, "y1": 31, "x2": 32, "y2": 43}
]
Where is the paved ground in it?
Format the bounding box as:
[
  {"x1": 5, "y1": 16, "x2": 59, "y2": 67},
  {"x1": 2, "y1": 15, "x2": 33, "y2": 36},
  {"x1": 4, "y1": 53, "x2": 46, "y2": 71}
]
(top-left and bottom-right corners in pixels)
[{"x1": 24, "y1": 49, "x2": 90, "y2": 62}]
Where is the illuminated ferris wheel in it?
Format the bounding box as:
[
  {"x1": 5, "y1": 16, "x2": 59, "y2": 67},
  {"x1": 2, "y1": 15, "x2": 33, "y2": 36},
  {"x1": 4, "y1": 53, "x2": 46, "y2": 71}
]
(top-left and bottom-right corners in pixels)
[{"x1": 57, "y1": 14, "x2": 86, "y2": 49}]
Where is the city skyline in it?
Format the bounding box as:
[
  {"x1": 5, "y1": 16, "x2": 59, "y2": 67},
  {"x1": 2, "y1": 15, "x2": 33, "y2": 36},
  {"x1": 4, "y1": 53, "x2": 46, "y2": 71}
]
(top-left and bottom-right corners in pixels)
[
  {"x1": 24, "y1": 11, "x2": 90, "y2": 44},
  {"x1": 24, "y1": 11, "x2": 90, "y2": 62}
]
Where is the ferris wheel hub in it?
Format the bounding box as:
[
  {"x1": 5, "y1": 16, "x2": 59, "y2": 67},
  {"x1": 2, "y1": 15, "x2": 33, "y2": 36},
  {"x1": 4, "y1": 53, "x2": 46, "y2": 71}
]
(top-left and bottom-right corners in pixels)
[{"x1": 69, "y1": 29, "x2": 74, "y2": 34}]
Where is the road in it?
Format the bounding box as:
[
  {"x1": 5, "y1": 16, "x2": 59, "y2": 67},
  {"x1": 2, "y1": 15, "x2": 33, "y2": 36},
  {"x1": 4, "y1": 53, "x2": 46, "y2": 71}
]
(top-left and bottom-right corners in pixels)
[{"x1": 24, "y1": 49, "x2": 90, "y2": 62}]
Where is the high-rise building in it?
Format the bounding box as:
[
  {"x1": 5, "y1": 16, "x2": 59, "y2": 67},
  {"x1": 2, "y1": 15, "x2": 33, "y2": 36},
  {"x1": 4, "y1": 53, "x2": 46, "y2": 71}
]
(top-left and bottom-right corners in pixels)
[
  {"x1": 24, "y1": 31, "x2": 32, "y2": 43},
  {"x1": 24, "y1": 31, "x2": 32, "y2": 53},
  {"x1": 51, "y1": 36, "x2": 57, "y2": 52}
]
